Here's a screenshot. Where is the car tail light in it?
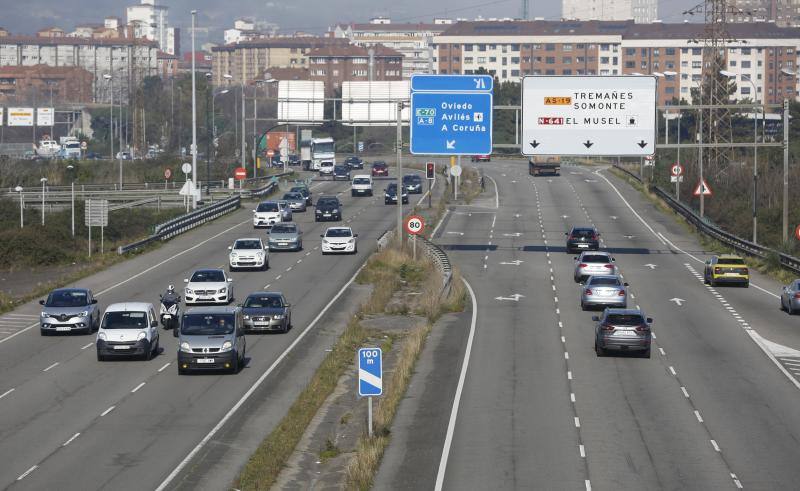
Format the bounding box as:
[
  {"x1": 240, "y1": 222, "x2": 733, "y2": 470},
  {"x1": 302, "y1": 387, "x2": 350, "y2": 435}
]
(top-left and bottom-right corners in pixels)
[
  {"x1": 579, "y1": 263, "x2": 587, "y2": 268},
  {"x1": 568, "y1": 235, "x2": 574, "y2": 241},
  {"x1": 601, "y1": 323, "x2": 614, "y2": 331},
  {"x1": 635, "y1": 324, "x2": 649, "y2": 332},
  {"x1": 714, "y1": 267, "x2": 722, "y2": 274},
  {"x1": 794, "y1": 292, "x2": 800, "y2": 299},
  {"x1": 618, "y1": 291, "x2": 626, "y2": 296},
  {"x1": 604, "y1": 264, "x2": 615, "y2": 269},
  {"x1": 592, "y1": 234, "x2": 598, "y2": 240},
  {"x1": 584, "y1": 289, "x2": 592, "y2": 295}
]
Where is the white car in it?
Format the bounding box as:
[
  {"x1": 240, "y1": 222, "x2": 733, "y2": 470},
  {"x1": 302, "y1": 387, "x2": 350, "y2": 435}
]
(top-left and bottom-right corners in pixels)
[
  {"x1": 184, "y1": 269, "x2": 234, "y2": 305},
  {"x1": 321, "y1": 227, "x2": 358, "y2": 254},
  {"x1": 96, "y1": 302, "x2": 160, "y2": 361},
  {"x1": 228, "y1": 238, "x2": 269, "y2": 271},
  {"x1": 277, "y1": 200, "x2": 293, "y2": 222},
  {"x1": 253, "y1": 201, "x2": 283, "y2": 228},
  {"x1": 319, "y1": 161, "x2": 335, "y2": 175},
  {"x1": 351, "y1": 175, "x2": 373, "y2": 197}
]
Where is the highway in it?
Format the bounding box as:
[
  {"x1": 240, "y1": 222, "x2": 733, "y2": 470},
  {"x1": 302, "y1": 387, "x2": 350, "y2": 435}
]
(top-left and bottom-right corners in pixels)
[
  {"x1": 423, "y1": 160, "x2": 800, "y2": 490},
  {"x1": 0, "y1": 170, "x2": 434, "y2": 490}
]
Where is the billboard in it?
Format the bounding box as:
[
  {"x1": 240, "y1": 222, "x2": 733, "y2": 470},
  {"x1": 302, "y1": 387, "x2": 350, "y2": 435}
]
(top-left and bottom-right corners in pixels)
[
  {"x1": 341, "y1": 81, "x2": 410, "y2": 126},
  {"x1": 37, "y1": 107, "x2": 54, "y2": 126},
  {"x1": 8, "y1": 107, "x2": 34, "y2": 126},
  {"x1": 277, "y1": 81, "x2": 324, "y2": 124},
  {"x1": 0, "y1": 107, "x2": 3, "y2": 125}
]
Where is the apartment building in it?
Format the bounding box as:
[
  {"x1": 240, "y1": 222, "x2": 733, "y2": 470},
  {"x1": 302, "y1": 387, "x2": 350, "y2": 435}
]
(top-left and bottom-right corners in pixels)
[
  {"x1": 434, "y1": 20, "x2": 800, "y2": 104},
  {"x1": 126, "y1": 0, "x2": 179, "y2": 55},
  {"x1": 331, "y1": 17, "x2": 453, "y2": 77},
  {"x1": 211, "y1": 38, "x2": 350, "y2": 86},
  {"x1": 730, "y1": 0, "x2": 800, "y2": 27},
  {"x1": 0, "y1": 65, "x2": 94, "y2": 104},
  {"x1": 562, "y1": 0, "x2": 658, "y2": 24},
  {"x1": 0, "y1": 33, "x2": 158, "y2": 103},
  {"x1": 307, "y1": 44, "x2": 403, "y2": 96}
]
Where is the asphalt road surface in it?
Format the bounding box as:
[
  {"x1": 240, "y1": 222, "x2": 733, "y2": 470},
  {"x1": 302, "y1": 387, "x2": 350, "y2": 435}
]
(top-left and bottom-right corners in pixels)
[
  {"x1": 425, "y1": 160, "x2": 800, "y2": 490},
  {"x1": 0, "y1": 169, "x2": 436, "y2": 490}
]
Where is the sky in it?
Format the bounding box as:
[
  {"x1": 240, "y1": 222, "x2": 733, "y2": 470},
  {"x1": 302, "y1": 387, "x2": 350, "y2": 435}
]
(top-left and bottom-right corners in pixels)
[{"x1": 4, "y1": 0, "x2": 700, "y2": 40}]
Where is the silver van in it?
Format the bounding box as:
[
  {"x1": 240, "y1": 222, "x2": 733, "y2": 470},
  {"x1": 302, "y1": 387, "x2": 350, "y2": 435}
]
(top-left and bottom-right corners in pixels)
[{"x1": 177, "y1": 306, "x2": 246, "y2": 374}]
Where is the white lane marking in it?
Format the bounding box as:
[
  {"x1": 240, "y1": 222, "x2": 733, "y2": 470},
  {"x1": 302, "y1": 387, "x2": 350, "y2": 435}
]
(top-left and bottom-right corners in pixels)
[
  {"x1": 158, "y1": 260, "x2": 375, "y2": 491},
  {"x1": 669, "y1": 366, "x2": 677, "y2": 375},
  {"x1": 659, "y1": 348, "x2": 666, "y2": 356},
  {"x1": 434, "y1": 278, "x2": 478, "y2": 491},
  {"x1": 297, "y1": 259, "x2": 302, "y2": 264},
  {"x1": 157, "y1": 362, "x2": 171, "y2": 373},
  {"x1": 570, "y1": 392, "x2": 576, "y2": 403},
  {"x1": 0, "y1": 388, "x2": 15, "y2": 399},
  {"x1": 81, "y1": 342, "x2": 93, "y2": 350},
  {"x1": 711, "y1": 439, "x2": 721, "y2": 452},
  {"x1": 131, "y1": 382, "x2": 146, "y2": 393},
  {"x1": 275, "y1": 275, "x2": 282, "y2": 280},
  {"x1": 17, "y1": 465, "x2": 37, "y2": 481},
  {"x1": 431, "y1": 209, "x2": 450, "y2": 239},
  {"x1": 486, "y1": 175, "x2": 500, "y2": 209},
  {"x1": 491, "y1": 215, "x2": 496, "y2": 228},
  {"x1": 579, "y1": 444, "x2": 585, "y2": 457},
  {"x1": 681, "y1": 386, "x2": 690, "y2": 398},
  {"x1": 694, "y1": 410, "x2": 704, "y2": 423},
  {"x1": 100, "y1": 406, "x2": 115, "y2": 417},
  {"x1": 263, "y1": 284, "x2": 271, "y2": 290},
  {"x1": 286, "y1": 267, "x2": 293, "y2": 272},
  {"x1": 585, "y1": 480, "x2": 592, "y2": 491},
  {"x1": 592, "y1": 169, "x2": 665, "y2": 245},
  {"x1": 305, "y1": 252, "x2": 312, "y2": 257},
  {"x1": 568, "y1": 371, "x2": 572, "y2": 380},
  {"x1": 574, "y1": 417, "x2": 581, "y2": 428},
  {"x1": 42, "y1": 362, "x2": 59, "y2": 372},
  {"x1": 564, "y1": 352, "x2": 569, "y2": 360},
  {"x1": 732, "y1": 474, "x2": 743, "y2": 489},
  {"x1": 62, "y1": 432, "x2": 80, "y2": 447}
]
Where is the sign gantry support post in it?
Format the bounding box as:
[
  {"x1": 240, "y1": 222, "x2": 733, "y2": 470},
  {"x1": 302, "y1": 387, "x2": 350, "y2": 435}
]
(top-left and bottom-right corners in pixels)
[{"x1": 397, "y1": 101, "x2": 404, "y2": 244}]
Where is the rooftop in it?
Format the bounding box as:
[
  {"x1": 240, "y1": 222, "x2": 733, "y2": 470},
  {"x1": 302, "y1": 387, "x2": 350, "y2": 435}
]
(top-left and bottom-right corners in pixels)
[{"x1": 307, "y1": 44, "x2": 401, "y2": 57}]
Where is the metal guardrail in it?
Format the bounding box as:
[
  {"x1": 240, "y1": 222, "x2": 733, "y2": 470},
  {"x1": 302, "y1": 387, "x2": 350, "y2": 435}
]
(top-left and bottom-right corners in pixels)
[
  {"x1": 117, "y1": 195, "x2": 241, "y2": 254},
  {"x1": 108, "y1": 197, "x2": 160, "y2": 212},
  {"x1": 418, "y1": 235, "x2": 453, "y2": 296},
  {"x1": 611, "y1": 164, "x2": 800, "y2": 275}
]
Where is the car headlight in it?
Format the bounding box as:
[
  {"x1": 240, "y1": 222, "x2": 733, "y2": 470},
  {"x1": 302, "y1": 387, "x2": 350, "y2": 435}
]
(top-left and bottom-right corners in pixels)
[
  {"x1": 98, "y1": 332, "x2": 107, "y2": 341},
  {"x1": 41, "y1": 312, "x2": 50, "y2": 318},
  {"x1": 333, "y1": 208, "x2": 339, "y2": 213},
  {"x1": 230, "y1": 253, "x2": 238, "y2": 259},
  {"x1": 322, "y1": 239, "x2": 329, "y2": 244},
  {"x1": 137, "y1": 331, "x2": 147, "y2": 341},
  {"x1": 219, "y1": 287, "x2": 227, "y2": 294},
  {"x1": 243, "y1": 314, "x2": 250, "y2": 320},
  {"x1": 180, "y1": 341, "x2": 191, "y2": 353},
  {"x1": 348, "y1": 238, "x2": 355, "y2": 244},
  {"x1": 78, "y1": 311, "x2": 89, "y2": 317},
  {"x1": 273, "y1": 314, "x2": 284, "y2": 320},
  {"x1": 185, "y1": 288, "x2": 193, "y2": 295},
  {"x1": 220, "y1": 341, "x2": 233, "y2": 352}
]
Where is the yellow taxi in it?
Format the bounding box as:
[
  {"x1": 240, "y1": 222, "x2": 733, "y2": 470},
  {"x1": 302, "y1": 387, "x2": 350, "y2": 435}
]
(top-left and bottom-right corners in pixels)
[{"x1": 703, "y1": 254, "x2": 749, "y2": 287}]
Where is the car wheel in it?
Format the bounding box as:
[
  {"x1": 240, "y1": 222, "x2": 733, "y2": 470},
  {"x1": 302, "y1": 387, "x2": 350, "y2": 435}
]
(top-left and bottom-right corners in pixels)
[
  {"x1": 743, "y1": 281, "x2": 749, "y2": 288},
  {"x1": 40, "y1": 328, "x2": 49, "y2": 336},
  {"x1": 143, "y1": 342, "x2": 153, "y2": 361},
  {"x1": 231, "y1": 352, "x2": 240, "y2": 373},
  {"x1": 282, "y1": 321, "x2": 289, "y2": 334},
  {"x1": 81, "y1": 325, "x2": 92, "y2": 335},
  {"x1": 595, "y1": 342, "x2": 605, "y2": 357},
  {"x1": 229, "y1": 265, "x2": 237, "y2": 273},
  {"x1": 178, "y1": 366, "x2": 187, "y2": 375},
  {"x1": 97, "y1": 351, "x2": 105, "y2": 362},
  {"x1": 640, "y1": 348, "x2": 651, "y2": 359}
]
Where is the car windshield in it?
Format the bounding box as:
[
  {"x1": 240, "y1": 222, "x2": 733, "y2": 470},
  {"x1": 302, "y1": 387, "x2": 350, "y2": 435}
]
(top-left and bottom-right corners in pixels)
[
  {"x1": 257, "y1": 202, "x2": 279, "y2": 212},
  {"x1": 244, "y1": 295, "x2": 283, "y2": 308},
  {"x1": 335, "y1": 166, "x2": 349, "y2": 172},
  {"x1": 234, "y1": 240, "x2": 261, "y2": 250},
  {"x1": 606, "y1": 314, "x2": 645, "y2": 326},
  {"x1": 45, "y1": 290, "x2": 88, "y2": 307},
  {"x1": 721, "y1": 258, "x2": 745, "y2": 265},
  {"x1": 374, "y1": 163, "x2": 386, "y2": 168},
  {"x1": 103, "y1": 311, "x2": 148, "y2": 329},
  {"x1": 314, "y1": 142, "x2": 335, "y2": 153},
  {"x1": 271, "y1": 224, "x2": 296, "y2": 234},
  {"x1": 387, "y1": 184, "x2": 398, "y2": 192},
  {"x1": 318, "y1": 199, "x2": 338, "y2": 207},
  {"x1": 572, "y1": 229, "x2": 595, "y2": 237},
  {"x1": 589, "y1": 277, "x2": 621, "y2": 286},
  {"x1": 283, "y1": 193, "x2": 302, "y2": 200},
  {"x1": 326, "y1": 229, "x2": 352, "y2": 238},
  {"x1": 582, "y1": 255, "x2": 610, "y2": 263},
  {"x1": 190, "y1": 270, "x2": 225, "y2": 282},
  {"x1": 181, "y1": 313, "x2": 235, "y2": 335},
  {"x1": 290, "y1": 187, "x2": 308, "y2": 195},
  {"x1": 404, "y1": 175, "x2": 421, "y2": 183},
  {"x1": 353, "y1": 178, "x2": 371, "y2": 184}
]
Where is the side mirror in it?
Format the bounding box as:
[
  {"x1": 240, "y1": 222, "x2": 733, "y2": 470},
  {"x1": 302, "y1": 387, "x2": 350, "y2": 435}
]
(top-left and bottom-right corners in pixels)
[
  {"x1": 151, "y1": 321, "x2": 158, "y2": 328},
  {"x1": 623, "y1": 282, "x2": 629, "y2": 286},
  {"x1": 320, "y1": 234, "x2": 324, "y2": 238},
  {"x1": 354, "y1": 234, "x2": 359, "y2": 237},
  {"x1": 573, "y1": 256, "x2": 577, "y2": 260},
  {"x1": 227, "y1": 246, "x2": 232, "y2": 250},
  {"x1": 611, "y1": 258, "x2": 616, "y2": 262},
  {"x1": 227, "y1": 278, "x2": 233, "y2": 282},
  {"x1": 564, "y1": 232, "x2": 569, "y2": 236},
  {"x1": 39, "y1": 299, "x2": 45, "y2": 305},
  {"x1": 285, "y1": 303, "x2": 292, "y2": 308},
  {"x1": 591, "y1": 316, "x2": 600, "y2": 322},
  {"x1": 173, "y1": 328, "x2": 179, "y2": 337},
  {"x1": 92, "y1": 299, "x2": 98, "y2": 304},
  {"x1": 646, "y1": 317, "x2": 653, "y2": 324},
  {"x1": 252, "y1": 209, "x2": 257, "y2": 213},
  {"x1": 183, "y1": 278, "x2": 189, "y2": 283}
]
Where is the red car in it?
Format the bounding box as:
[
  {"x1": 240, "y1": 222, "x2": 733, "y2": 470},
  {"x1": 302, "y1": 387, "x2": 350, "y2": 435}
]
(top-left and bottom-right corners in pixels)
[
  {"x1": 471, "y1": 154, "x2": 491, "y2": 162},
  {"x1": 371, "y1": 161, "x2": 389, "y2": 176}
]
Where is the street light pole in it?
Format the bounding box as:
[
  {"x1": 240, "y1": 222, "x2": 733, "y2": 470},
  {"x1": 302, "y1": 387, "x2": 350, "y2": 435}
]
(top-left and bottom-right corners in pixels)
[
  {"x1": 104, "y1": 74, "x2": 113, "y2": 162},
  {"x1": 190, "y1": 10, "x2": 199, "y2": 209},
  {"x1": 205, "y1": 72, "x2": 212, "y2": 195},
  {"x1": 784, "y1": 98, "x2": 789, "y2": 243},
  {"x1": 241, "y1": 80, "x2": 246, "y2": 174},
  {"x1": 40, "y1": 178, "x2": 47, "y2": 226},
  {"x1": 67, "y1": 164, "x2": 75, "y2": 236},
  {"x1": 14, "y1": 186, "x2": 23, "y2": 228}
]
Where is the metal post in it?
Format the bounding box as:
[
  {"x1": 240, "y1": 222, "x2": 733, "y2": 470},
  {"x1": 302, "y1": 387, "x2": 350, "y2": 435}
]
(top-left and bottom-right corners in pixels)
[
  {"x1": 253, "y1": 82, "x2": 258, "y2": 180},
  {"x1": 71, "y1": 181, "x2": 75, "y2": 236},
  {"x1": 699, "y1": 108, "x2": 704, "y2": 218},
  {"x1": 368, "y1": 396, "x2": 373, "y2": 437},
  {"x1": 676, "y1": 114, "x2": 681, "y2": 202},
  {"x1": 101, "y1": 224, "x2": 104, "y2": 255},
  {"x1": 109, "y1": 78, "x2": 113, "y2": 161},
  {"x1": 753, "y1": 101, "x2": 759, "y2": 244},
  {"x1": 18, "y1": 190, "x2": 23, "y2": 228},
  {"x1": 455, "y1": 156, "x2": 460, "y2": 201},
  {"x1": 428, "y1": 175, "x2": 432, "y2": 209},
  {"x1": 413, "y1": 234, "x2": 417, "y2": 260},
  {"x1": 241, "y1": 82, "x2": 246, "y2": 175},
  {"x1": 191, "y1": 10, "x2": 199, "y2": 209},
  {"x1": 88, "y1": 223, "x2": 92, "y2": 258},
  {"x1": 41, "y1": 180, "x2": 45, "y2": 226},
  {"x1": 396, "y1": 102, "x2": 403, "y2": 242},
  {"x1": 783, "y1": 98, "x2": 789, "y2": 243}
]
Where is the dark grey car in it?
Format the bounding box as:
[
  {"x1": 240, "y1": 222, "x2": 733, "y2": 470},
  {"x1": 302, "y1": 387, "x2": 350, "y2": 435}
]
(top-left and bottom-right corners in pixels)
[
  {"x1": 594, "y1": 309, "x2": 652, "y2": 358},
  {"x1": 39, "y1": 288, "x2": 100, "y2": 335},
  {"x1": 268, "y1": 223, "x2": 303, "y2": 251},
  {"x1": 282, "y1": 192, "x2": 307, "y2": 212},
  {"x1": 241, "y1": 292, "x2": 292, "y2": 333},
  {"x1": 780, "y1": 279, "x2": 800, "y2": 314}
]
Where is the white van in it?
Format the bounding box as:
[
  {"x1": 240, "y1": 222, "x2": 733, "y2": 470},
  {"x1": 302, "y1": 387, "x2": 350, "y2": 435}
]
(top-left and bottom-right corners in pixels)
[
  {"x1": 351, "y1": 174, "x2": 373, "y2": 197},
  {"x1": 96, "y1": 302, "x2": 160, "y2": 361}
]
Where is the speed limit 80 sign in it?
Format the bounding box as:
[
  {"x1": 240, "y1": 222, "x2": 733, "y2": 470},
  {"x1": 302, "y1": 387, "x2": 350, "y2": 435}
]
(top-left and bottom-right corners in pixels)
[{"x1": 404, "y1": 215, "x2": 425, "y2": 236}]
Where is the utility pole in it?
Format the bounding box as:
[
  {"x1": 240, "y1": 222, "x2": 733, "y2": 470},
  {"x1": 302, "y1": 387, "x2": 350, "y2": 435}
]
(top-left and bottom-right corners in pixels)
[
  {"x1": 783, "y1": 98, "x2": 789, "y2": 243},
  {"x1": 396, "y1": 101, "x2": 403, "y2": 243},
  {"x1": 191, "y1": 10, "x2": 198, "y2": 209}
]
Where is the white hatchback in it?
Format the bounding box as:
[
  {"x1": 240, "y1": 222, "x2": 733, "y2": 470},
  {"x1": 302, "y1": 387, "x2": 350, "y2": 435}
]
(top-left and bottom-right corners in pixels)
[
  {"x1": 321, "y1": 227, "x2": 358, "y2": 254},
  {"x1": 228, "y1": 238, "x2": 269, "y2": 271}
]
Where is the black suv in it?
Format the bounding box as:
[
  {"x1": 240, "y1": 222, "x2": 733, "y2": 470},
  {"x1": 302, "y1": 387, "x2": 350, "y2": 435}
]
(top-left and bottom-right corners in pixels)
[
  {"x1": 345, "y1": 156, "x2": 364, "y2": 169},
  {"x1": 315, "y1": 196, "x2": 342, "y2": 221},
  {"x1": 565, "y1": 226, "x2": 600, "y2": 253},
  {"x1": 333, "y1": 164, "x2": 351, "y2": 181},
  {"x1": 402, "y1": 174, "x2": 423, "y2": 194},
  {"x1": 384, "y1": 183, "x2": 409, "y2": 205}
]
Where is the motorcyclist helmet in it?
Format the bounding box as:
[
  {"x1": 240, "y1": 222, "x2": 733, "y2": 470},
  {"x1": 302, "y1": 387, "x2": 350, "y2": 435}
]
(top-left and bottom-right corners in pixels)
[{"x1": 167, "y1": 284, "x2": 175, "y2": 294}]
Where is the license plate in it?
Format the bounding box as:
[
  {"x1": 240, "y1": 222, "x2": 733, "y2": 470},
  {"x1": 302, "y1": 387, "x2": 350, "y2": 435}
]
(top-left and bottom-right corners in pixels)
[
  {"x1": 56, "y1": 326, "x2": 72, "y2": 332},
  {"x1": 616, "y1": 330, "x2": 637, "y2": 337},
  {"x1": 578, "y1": 244, "x2": 589, "y2": 248},
  {"x1": 162, "y1": 314, "x2": 171, "y2": 319},
  {"x1": 197, "y1": 358, "x2": 214, "y2": 364},
  {"x1": 323, "y1": 213, "x2": 331, "y2": 216},
  {"x1": 279, "y1": 242, "x2": 289, "y2": 246},
  {"x1": 113, "y1": 345, "x2": 131, "y2": 350}
]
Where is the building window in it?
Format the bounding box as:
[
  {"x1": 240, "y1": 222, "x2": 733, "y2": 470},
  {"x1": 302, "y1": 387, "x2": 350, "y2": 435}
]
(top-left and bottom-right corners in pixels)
[
  {"x1": 600, "y1": 69, "x2": 610, "y2": 75},
  {"x1": 613, "y1": 57, "x2": 618, "y2": 65},
  {"x1": 577, "y1": 57, "x2": 585, "y2": 64},
  {"x1": 511, "y1": 69, "x2": 520, "y2": 76},
  {"x1": 563, "y1": 69, "x2": 572, "y2": 75},
  {"x1": 577, "y1": 44, "x2": 585, "y2": 49},
  {"x1": 626, "y1": 48, "x2": 636, "y2": 56},
  {"x1": 531, "y1": 44, "x2": 542, "y2": 50},
  {"x1": 502, "y1": 69, "x2": 507, "y2": 78},
  {"x1": 464, "y1": 57, "x2": 474, "y2": 63},
  {"x1": 641, "y1": 61, "x2": 648, "y2": 69},
  {"x1": 692, "y1": 61, "x2": 701, "y2": 69},
  {"x1": 545, "y1": 69, "x2": 555, "y2": 75},
  {"x1": 563, "y1": 57, "x2": 572, "y2": 64},
  {"x1": 511, "y1": 57, "x2": 520, "y2": 64},
  {"x1": 601, "y1": 57, "x2": 610, "y2": 64},
  {"x1": 545, "y1": 44, "x2": 555, "y2": 51},
  {"x1": 741, "y1": 86, "x2": 751, "y2": 95},
  {"x1": 477, "y1": 57, "x2": 486, "y2": 63},
  {"x1": 625, "y1": 61, "x2": 635, "y2": 68},
  {"x1": 681, "y1": 87, "x2": 688, "y2": 93},
  {"x1": 681, "y1": 48, "x2": 689, "y2": 54},
  {"x1": 601, "y1": 44, "x2": 610, "y2": 51},
  {"x1": 741, "y1": 60, "x2": 751, "y2": 68},
  {"x1": 489, "y1": 56, "x2": 497, "y2": 62},
  {"x1": 641, "y1": 48, "x2": 647, "y2": 56},
  {"x1": 464, "y1": 45, "x2": 473, "y2": 51},
  {"x1": 478, "y1": 45, "x2": 486, "y2": 52},
  {"x1": 533, "y1": 69, "x2": 541, "y2": 75},
  {"x1": 665, "y1": 86, "x2": 675, "y2": 94},
  {"x1": 453, "y1": 56, "x2": 460, "y2": 62},
  {"x1": 563, "y1": 44, "x2": 573, "y2": 52},
  {"x1": 692, "y1": 48, "x2": 701, "y2": 55},
  {"x1": 666, "y1": 48, "x2": 675, "y2": 56},
  {"x1": 729, "y1": 60, "x2": 737, "y2": 67},
  {"x1": 545, "y1": 57, "x2": 555, "y2": 64},
  {"x1": 311, "y1": 69, "x2": 325, "y2": 76},
  {"x1": 502, "y1": 57, "x2": 507, "y2": 65},
  {"x1": 511, "y1": 44, "x2": 520, "y2": 51},
  {"x1": 653, "y1": 49, "x2": 660, "y2": 56},
  {"x1": 353, "y1": 69, "x2": 367, "y2": 76}
]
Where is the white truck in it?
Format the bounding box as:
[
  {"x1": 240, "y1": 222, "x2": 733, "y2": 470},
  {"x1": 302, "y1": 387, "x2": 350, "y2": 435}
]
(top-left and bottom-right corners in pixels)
[
  {"x1": 310, "y1": 137, "x2": 335, "y2": 171},
  {"x1": 59, "y1": 137, "x2": 82, "y2": 159}
]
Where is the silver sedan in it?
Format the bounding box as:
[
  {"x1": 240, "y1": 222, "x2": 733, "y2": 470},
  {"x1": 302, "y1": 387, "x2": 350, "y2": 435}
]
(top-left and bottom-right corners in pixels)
[
  {"x1": 780, "y1": 279, "x2": 800, "y2": 314},
  {"x1": 282, "y1": 192, "x2": 307, "y2": 212},
  {"x1": 574, "y1": 251, "x2": 616, "y2": 283},
  {"x1": 580, "y1": 275, "x2": 628, "y2": 311}
]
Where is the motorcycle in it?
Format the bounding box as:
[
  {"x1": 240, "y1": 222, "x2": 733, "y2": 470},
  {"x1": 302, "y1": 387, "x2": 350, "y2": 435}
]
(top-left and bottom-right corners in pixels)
[{"x1": 159, "y1": 295, "x2": 181, "y2": 336}]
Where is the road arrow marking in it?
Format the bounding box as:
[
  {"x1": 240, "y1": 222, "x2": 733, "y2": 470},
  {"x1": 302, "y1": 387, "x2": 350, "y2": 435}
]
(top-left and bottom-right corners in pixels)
[
  {"x1": 446, "y1": 140, "x2": 456, "y2": 149},
  {"x1": 583, "y1": 140, "x2": 594, "y2": 148},
  {"x1": 499, "y1": 260, "x2": 524, "y2": 265},
  {"x1": 513, "y1": 213, "x2": 521, "y2": 218},
  {"x1": 610, "y1": 215, "x2": 618, "y2": 220},
  {"x1": 510, "y1": 180, "x2": 517, "y2": 183},
  {"x1": 624, "y1": 234, "x2": 636, "y2": 239},
  {"x1": 503, "y1": 233, "x2": 522, "y2": 237},
  {"x1": 670, "y1": 298, "x2": 686, "y2": 306},
  {"x1": 495, "y1": 294, "x2": 525, "y2": 302},
  {"x1": 530, "y1": 140, "x2": 540, "y2": 148},
  {"x1": 446, "y1": 231, "x2": 465, "y2": 236},
  {"x1": 561, "y1": 215, "x2": 570, "y2": 219},
  {"x1": 644, "y1": 264, "x2": 657, "y2": 270},
  {"x1": 638, "y1": 140, "x2": 648, "y2": 148}
]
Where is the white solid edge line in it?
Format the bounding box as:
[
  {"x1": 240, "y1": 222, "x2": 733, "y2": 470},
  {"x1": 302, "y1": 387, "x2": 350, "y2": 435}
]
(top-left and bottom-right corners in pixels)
[
  {"x1": 0, "y1": 387, "x2": 15, "y2": 399},
  {"x1": 155, "y1": 260, "x2": 370, "y2": 491},
  {"x1": 431, "y1": 209, "x2": 450, "y2": 239},
  {"x1": 434, "y1": 277, "x2": 478, "y2": 491},
  {"x1": 593, "y1": 168, "x2": 665, "y2": 245},
  {"x1": 17, "y1": 464, "x2": 37, "y2": 481},
  {"x1": 0, "y1": 322, "x2": 40, "y2": 346},
  {"x1": 485, "y1": 174, "x2": 500, "y2": 209}
]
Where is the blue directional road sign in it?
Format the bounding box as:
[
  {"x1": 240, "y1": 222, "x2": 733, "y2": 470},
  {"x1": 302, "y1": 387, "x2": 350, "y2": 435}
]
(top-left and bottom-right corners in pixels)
[
  {"x1": 410, "y1": 75, "x2": 493, "y2": 155},
  {"x1": 358, "y1": 347, "x2": 383, "y2": 397}
]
